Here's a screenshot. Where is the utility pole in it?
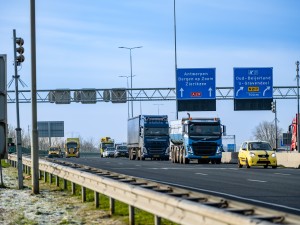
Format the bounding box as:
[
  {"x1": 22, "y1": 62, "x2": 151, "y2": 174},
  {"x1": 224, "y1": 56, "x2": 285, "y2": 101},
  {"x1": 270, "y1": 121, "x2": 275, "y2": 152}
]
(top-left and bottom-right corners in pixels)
[
  {"x1": 174, "y1": 0, "x2": 178, "y2": 120},
  {"x1": 31, "y1": 0, "x2": 39, "y2": 194}
]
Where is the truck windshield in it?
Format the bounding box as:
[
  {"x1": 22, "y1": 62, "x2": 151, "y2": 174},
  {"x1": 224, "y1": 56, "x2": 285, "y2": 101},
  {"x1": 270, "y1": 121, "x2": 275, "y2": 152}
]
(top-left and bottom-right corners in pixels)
[
  {"x1": 67, "y1": 143, "x2": 78, "y2": 148},
  {"x1": 144, "y1": 127, "x2": 169, "y2": 136},
  {"x1": 189, "y1": 124, "x2": 221, "y2": 136},
  {"x1": 102, "y1": 143, "x2": 114, "y2": 149}
]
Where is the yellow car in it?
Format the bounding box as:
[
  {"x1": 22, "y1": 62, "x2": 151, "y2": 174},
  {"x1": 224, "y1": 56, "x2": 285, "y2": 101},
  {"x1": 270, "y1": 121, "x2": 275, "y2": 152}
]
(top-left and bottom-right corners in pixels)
[{"x1": 238, "y1": 141, "x2": 277, "y2": 169}]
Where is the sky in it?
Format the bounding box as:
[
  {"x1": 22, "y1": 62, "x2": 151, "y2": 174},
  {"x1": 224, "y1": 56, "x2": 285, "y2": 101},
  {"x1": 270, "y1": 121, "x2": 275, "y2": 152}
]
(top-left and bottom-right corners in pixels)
[{"x1": 1, "y1": 0, "x2": 300, "y2": 149}]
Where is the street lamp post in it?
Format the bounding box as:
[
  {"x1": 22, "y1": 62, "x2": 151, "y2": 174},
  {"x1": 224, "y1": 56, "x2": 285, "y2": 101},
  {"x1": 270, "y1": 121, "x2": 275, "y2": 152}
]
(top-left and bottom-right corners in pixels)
[
  {"x1": 119, "y1": 75, "x2": 135, "y2": 119},
  {"x1": 154, "y1": 104, "x2": 164, "y2": 115},
  {"x1": 119, "y1": 46, "x2": 142, "y2": 118}
]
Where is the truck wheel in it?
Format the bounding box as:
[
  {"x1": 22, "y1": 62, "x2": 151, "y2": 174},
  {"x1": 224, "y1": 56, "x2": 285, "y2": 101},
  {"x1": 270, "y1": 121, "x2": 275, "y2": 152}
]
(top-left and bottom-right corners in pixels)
[
  {"x1": 176, "y1": 150, "x2": 180, "y2": 163},
  {"x1": 171, "y1": 149, "x2": 175, "y2": 163},
  {"x1": 183, "y1": 157, "x2": 189, "y2": 164},
  {"x1": 137, "y1": 151, "x2": 141, "y2": 160},
  {"x1": 179, "y1": 149, "x2": 183, "y2": 164},
  {"x1": 215, "y1": 159, "x2": 221, "y2": 164}
]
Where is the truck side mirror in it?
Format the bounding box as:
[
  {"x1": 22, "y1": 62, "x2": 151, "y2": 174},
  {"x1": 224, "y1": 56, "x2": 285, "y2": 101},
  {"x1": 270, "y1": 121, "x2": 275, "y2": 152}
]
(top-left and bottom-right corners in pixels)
[{"x1": 222, "y1": 125, "x2": 226, "y2": 136}]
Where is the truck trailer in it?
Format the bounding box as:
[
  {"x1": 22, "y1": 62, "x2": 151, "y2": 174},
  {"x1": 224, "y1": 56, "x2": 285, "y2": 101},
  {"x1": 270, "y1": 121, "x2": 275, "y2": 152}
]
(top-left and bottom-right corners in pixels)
[
  {"x1": 65, "y1": 138, "x2": 80, "y2": 158},
  {"x1": 169, "y1": 116, "x2": 226, "y2": 164},
  {"x1": 288, "y1": 114, "x2": 298, "y2": 151},
  {"x1": 127, "y1": 115, "x2": 170, "y2": 160}
]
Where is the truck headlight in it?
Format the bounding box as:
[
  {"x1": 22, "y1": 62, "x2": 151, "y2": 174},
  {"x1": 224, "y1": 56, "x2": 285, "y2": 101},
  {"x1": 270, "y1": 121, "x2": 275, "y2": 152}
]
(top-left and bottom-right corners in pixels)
[
  {"x1": 271, "y1": 153, "x2": 276, "y2": 158},
  {"x1": 187, "y1": 146, "x2": 193, "y2": 153},
  {"x1": 216, "y1": 146, "x2": 223, "y2": 154},
  {"x1": 165, "y1": 147, "x2": 170, "y2": 154},
  {"x1": 143, "y1": 147, "x2": 147, "y2": 154}
]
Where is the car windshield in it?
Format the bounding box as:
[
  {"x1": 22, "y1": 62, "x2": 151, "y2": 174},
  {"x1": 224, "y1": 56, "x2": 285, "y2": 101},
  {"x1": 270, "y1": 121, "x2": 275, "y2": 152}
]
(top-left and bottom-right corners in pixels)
[
  {"x1": 248, "y1": 142, "x2": 272, "y2": 150},
  {"x1": 117, "y1": 146, "x2": 127, "y2": 150}
]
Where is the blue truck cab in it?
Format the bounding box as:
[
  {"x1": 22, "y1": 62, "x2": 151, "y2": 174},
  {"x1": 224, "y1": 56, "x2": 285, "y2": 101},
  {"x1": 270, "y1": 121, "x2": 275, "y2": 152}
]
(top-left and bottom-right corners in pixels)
[
  {"x1": 127, "y1": 115, "x2": 170, "y2": 160},
  {"x1": 169, "y1": 117, "x2": 226, "y2": 164}
]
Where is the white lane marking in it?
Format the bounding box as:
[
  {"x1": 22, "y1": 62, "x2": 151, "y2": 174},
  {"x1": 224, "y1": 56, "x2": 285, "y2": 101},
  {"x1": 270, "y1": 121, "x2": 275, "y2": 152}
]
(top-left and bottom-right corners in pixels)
[
  {"x1": 274, "y1": 173, "x2": 291, "y2": 176},
  {"x1": 248, "y1": 179, "x2": 267, "y2": 183},
  {"x1": 143, "y1": 178, "x2": 300, "y2": 214},
  {"x1": 195, "y1": 173, "x2": 208, "y2": 176}
]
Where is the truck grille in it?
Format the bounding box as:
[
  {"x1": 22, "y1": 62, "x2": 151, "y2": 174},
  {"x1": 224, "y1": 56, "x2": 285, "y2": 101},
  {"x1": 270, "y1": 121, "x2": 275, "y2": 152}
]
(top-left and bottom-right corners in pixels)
[
  {"x1": 147, "y1": 142, "x2": 167, "y2": 154},
  {"x1": 192, "y1": 142, "x2": 217, "y2": 156},
  {"x1": 148, "y1": 148, "x2": 165, "y2": 154}
]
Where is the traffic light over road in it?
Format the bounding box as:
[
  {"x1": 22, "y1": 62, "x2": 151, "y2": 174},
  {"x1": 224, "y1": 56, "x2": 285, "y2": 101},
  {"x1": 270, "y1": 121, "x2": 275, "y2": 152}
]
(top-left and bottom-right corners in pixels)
[
  {"x1": 271, "y1": 101, "x2": 276, "y2": 113},
  {"x1": 15, "y1": 37, "x2": 25, "y2": 65}
]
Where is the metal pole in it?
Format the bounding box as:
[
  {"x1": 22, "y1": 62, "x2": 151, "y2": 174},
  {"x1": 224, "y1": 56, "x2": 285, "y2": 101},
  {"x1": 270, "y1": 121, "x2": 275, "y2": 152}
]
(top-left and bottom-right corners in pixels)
[
  {"x1": 129, "y1": 49, "x2": 133, "y2": 118},
  {"x1": 13, "y1": 29, "x2": 23, "y2": 189},
  {"x1": 296, "y1": 61, "x2": 300, "y2": 152},
  {"x1": 119, "y1": 75, "x2": 130, "y2": 118},
  {"x1": 275, "y1": 100, "x2": 278, "y2": 149},
  {"x1": 118, "y1": 46, "x2": 142, "y2": 118},
  {"x1": 174, "y1": 0, "x2": 178, "y2": 120},
  {"x1": 126, "y1": 77, "x2": 130, "y2": 118},
  {"x1": 31, "y1": 0, "x2": 39, "y2": 194},
  {"x1": 154, "y1": 104, "x2": 163, "y2": 115}
]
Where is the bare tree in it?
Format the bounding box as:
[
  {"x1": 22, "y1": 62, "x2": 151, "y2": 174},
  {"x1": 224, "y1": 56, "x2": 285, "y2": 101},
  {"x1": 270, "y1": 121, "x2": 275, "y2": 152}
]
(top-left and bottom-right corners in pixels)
[
  {"x1": 81, "y1": 137, "x2": 98, "y2": 152},
  {"x1": 252, "y1": 121, "x2": 283, "y2": 148}
]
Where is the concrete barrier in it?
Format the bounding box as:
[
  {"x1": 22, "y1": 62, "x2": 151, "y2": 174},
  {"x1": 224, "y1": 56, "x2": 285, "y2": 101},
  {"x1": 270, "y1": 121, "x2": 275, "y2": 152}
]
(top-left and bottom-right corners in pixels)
[
  {"x1": 222, "y1": 152, "x2": 300, "y2": 168},
  {"x1": 221, "y1": 152, "x2": 238, "y2": 164},
  {"x1": 276, "y1": 152, "x2": 300, "y2": 168}
]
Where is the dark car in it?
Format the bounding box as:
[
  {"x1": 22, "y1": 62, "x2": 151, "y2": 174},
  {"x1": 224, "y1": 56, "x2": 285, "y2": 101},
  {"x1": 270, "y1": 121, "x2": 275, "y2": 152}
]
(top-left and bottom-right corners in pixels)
[{"x1": 114, "y1": 145, "x2": 128, "y2": 158}]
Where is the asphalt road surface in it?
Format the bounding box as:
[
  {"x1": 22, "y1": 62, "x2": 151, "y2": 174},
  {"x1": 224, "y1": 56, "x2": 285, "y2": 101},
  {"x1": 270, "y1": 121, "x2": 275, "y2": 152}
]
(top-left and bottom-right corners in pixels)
[{"x1": 60, "y1": 157, "x2": 300, "y2": 216}]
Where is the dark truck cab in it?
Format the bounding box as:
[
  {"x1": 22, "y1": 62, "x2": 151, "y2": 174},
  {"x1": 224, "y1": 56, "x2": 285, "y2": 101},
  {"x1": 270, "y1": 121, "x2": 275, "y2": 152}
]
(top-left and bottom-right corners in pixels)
[{"x1": 127, "y1": 115, "x2": 169, "y2": 160}]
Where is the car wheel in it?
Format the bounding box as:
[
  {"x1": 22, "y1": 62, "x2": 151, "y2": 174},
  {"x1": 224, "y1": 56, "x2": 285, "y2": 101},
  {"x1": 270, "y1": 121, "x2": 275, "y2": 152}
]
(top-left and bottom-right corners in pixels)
[
  {"x1": 263, "y1": 165, "x2": 268, "y2": 169},
  {"x1": 272, "y1": 165, "x2": 277, "y2": 169},
  {"x1": 238, "y1": 159, "x2": 243, "y2": 168},
  {"x1": 246, "y1": 159, "x2": 250, "y2": 168}
]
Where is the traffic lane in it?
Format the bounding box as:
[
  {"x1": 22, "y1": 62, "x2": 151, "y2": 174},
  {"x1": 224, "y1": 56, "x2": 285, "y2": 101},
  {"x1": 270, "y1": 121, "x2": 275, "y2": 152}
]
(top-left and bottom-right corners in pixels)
[{"x1": 60, "y1": 158, "x2": 300, "y2": 214}]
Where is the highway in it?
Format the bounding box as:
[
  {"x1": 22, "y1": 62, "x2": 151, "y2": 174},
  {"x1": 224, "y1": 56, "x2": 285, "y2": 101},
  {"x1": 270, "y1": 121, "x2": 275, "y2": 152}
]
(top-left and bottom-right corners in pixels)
[{"x1": 60, "y1": 157, "x2": 300, "y2": 216}]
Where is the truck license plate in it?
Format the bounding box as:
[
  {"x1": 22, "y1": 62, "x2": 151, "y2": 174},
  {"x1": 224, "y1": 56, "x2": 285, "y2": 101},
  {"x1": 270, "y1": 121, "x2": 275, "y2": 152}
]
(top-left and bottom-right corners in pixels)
[
  {"x1": 153, "y1": 155, "x2": 160, "y2": 158},
  {"x1": 202, "y1": 156, "x2": 209, "y2": 158}
]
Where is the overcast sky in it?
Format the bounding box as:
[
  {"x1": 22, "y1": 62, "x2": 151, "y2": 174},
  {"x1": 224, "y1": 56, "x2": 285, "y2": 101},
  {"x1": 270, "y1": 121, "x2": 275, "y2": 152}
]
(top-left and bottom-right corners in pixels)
[{"x1": 1, "y1": 0, "x2": 300, "y2": 148}]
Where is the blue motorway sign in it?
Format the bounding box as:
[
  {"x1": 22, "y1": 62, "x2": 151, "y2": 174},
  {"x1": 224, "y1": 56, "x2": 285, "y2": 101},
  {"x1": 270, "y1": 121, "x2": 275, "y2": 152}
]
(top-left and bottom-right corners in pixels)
[
  {"x1": 176, "y1": 68, "x2": 216, "y2": 100},
  {"x1": 234, "y1": 67, "x2": 273, "y2": 99}
]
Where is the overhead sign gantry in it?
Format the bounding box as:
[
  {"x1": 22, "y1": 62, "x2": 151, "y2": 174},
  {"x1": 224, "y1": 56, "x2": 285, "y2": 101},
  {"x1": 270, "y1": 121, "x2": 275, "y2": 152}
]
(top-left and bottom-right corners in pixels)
[
  {"x1": 233, "y1": 67, "x2": 273, "y2": 110},
  {"x1": 176, "y1": 68, "x2": 216, "y2": 111}
]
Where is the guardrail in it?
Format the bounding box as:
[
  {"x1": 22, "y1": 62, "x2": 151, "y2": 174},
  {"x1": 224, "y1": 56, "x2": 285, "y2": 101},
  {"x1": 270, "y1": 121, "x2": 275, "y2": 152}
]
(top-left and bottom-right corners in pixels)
[
  {"x1": 7, "y1": 154, "x2": 300, "y2": 225},
  {"x1": 222, "y1": 152, "x2": 300, "y2": 168}
]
